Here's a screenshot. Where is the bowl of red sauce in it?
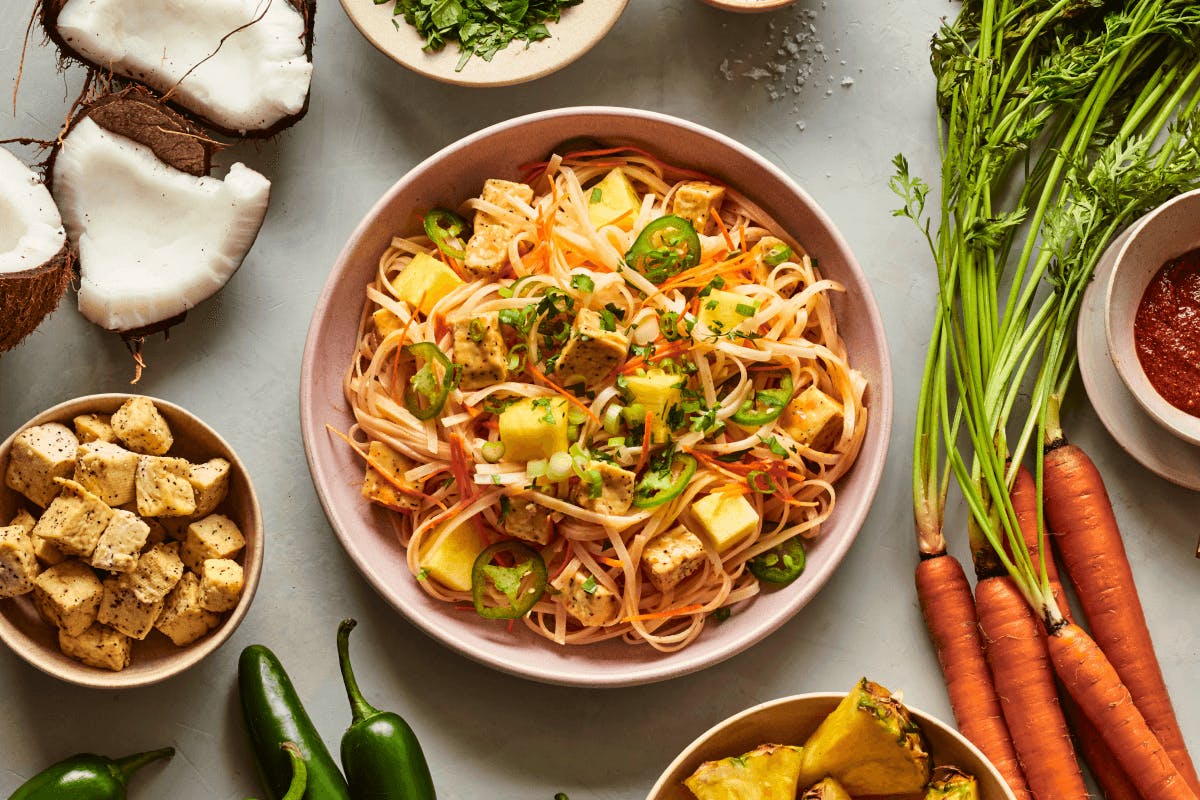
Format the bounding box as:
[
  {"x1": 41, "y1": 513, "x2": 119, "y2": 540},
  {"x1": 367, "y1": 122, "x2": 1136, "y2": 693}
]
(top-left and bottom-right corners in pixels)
[{"x1": 1105, "y1": 188, "x2": 1200, "y2": 446}]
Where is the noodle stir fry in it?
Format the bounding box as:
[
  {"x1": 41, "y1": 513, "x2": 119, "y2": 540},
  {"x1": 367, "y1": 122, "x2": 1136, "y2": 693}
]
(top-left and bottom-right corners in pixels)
[{"x1": 342, "y1": 147, "x2": 867, "y2": 651}]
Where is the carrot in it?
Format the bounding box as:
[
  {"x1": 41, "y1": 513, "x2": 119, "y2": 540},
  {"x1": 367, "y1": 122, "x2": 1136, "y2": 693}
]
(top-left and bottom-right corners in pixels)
[
  {"x1": 1048, "y1": 622, "x2": 1200, "y2": 800},
  {"x1": 915, "y1": 554, "x2": 1031, "y2": 800},
  {"x1": 634, "y1": 411, "x2": 654, "y2": 473},
  {"x1": 525, "y1": 363, "x2": 601, "y2": 423},
  {"x1": 1043, "y1": 439, "x2": 1200, "y2": 796},
  {"x1": 976, "y1": 574, "x2": 1089, "y2": 800},
  {"x1": 1010, "y1": 466, "x2": 1141, "y2": 800},
  {"x1": 621, "y1": 603, "x2": 704, "y2": 623}
]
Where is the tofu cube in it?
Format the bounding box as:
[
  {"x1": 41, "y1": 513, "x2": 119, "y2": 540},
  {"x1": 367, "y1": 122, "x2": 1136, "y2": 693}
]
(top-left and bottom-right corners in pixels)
[
  {"x1": 135, "y1": 456, "x2": 196, "y2": 517},
  {"x1": 452, "y1": 312, "x2": 509, "y2": 390},
  {"x1": 127, "y1": 542, "x2": 184, "y2": 603},
  {"x1": 362, "y1": 441, "x2": 420, "y2": 513},
  {"x1": 31, "y1": 479, "x2": 114, "y2": 558},
  {"x1": 97, "y1": 574, "x2": 164, "y2": 640},
  {"x1": 4, "y1": 422, "x2": 78, "y2": 507},
  {"x1": 155, "y1": 572, "x2": 219, "y2": 646},
  {"x1": 73, "y1": 441, "x2": 140, "y2": 506},
  {"x1": 198, "y1": 558, "x2": 244, "y2": 612},
  {"x1": 143, "y1": 517, "x2": 169, "y2": 546},
  {"x1": 691, "y1": 492, "x2": 760, "y2": 553},
  {"x1": 463, "y1": 179, "x2": 534, "y2": 279},
  {"x1": 574, "y1": 460, "x2": 636, "y2": 516},
  {"x1": 181, "y1": 514, "x2": 246, "y2": 573},
  {"x1": 58, "y1": 623, "x2": 131, "y2": 671},
  {"x1": 781, "y1": 386, "x2": 843, "y2": 452},
  {"x1": 498, "y1": 495, "x2": 552, "y2": 545},
  {"x1": 555, "y1": 308, "x2": 629, "y2": 389},
  {"x1": 10, "y1": 508, "x2": 62, "y2": 567},
  {"x1": 90, "y1": 509, "x2": 151, "y2": 573},
  {"x1": 188, "y1": 458, "x2": 231, "y2": 517},
  {"x1": 110, "y1": 396, "x2": 173, "y2": 455},
  {"x1": 0, "y1": 524, "x2": 39, "y2": 597},
  {"x1": 563, "y1": 570, "x2": 620, "y2": 626},
  {"x1": 390, "y1": 252, "x2": 465, "y2": 316},
  {"x1": 641, "y1": 527, "x2": 707, "y2": 592},
  {"x1": 670, "y1": 181, "x2": 727, "y2": 235},
  {"x1": 498, "y1": 398, "x2": 569, "y2": 462},
  {"x1": 587, "y1": 168, "x2": 642, "y2": 230},
  {"x1": 695, "y1": 289, "x2": 758, "y2": 338},
  {"x1": 8, "y1": 508, "x2": 35, "y2": 535},
  {"x1": 417, "y1": 518, "x2": 488, "y2": 593},
  {"x1": 373, "y1": 308, "x2": 403, "y2": 339},
  {"x1": 33, "y1": 560, "x2": 104, "y2": 636},
  {"x1": 73, "y1": 413, "x2": 116, "y2": 444}
]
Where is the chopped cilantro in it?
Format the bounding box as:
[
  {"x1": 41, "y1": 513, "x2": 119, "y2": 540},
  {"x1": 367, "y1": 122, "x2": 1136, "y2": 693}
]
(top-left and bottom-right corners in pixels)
[
  {"x1": 571, "y1": 273, "x2": 595, "y2": 293},
  {"x1": 760, "y1": 435, "x2": 789, "y2": 458},
  {"x1": 735, "y1": 302, "x2": 758, "y2": 317},
  {"x1": 698, "y1": 275, "x2": 726, "y2": 298},
  {"x1": 581, "y1": 575, "x2": 598, "y2": 594},
  {"x1": 711, "y1": 606, "x2": 732, "y2": 622}
]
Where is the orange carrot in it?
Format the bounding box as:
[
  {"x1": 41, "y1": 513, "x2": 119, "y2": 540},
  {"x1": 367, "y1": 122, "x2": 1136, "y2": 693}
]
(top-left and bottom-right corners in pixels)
[
  {"x1": 1048, "y1": 622, "x2": 1200, "y2": 800},
  {"x1": 635, "y1": 411, "x2": 654, "y2": 473},
  {"x1": 525, "y1": 363, "x2": 601, "y2": 423},
  {"x1": 621, "y1": 603, "x2": 704, "y2": 623},
  {"x1": 915, "y1": 554, "x2": 1031, "y2": 800},
  {"x1": 1043, "y1": 441, "x2": 1200, "y2": 796},
  {"x1": 976, "y1": 574, "x2": 1089, "y2": 800},
  {"x1": 1010, "y1": 466, "x2": 1141, "y2": 800}
]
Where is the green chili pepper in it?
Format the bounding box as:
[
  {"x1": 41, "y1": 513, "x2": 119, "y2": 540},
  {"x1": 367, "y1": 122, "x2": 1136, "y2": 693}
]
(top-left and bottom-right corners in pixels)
[
  {"x1": 632, "y1": 451, "x2": 698, "y2": 508},
  {"x1": 238, "y1": 645, "x2": 351, "y2": 800},
  {"x1": 762, "y1": 242, "x2": 793, "y2": 267},
  {"x1": 337, "y1": 619, "x2": 436, "y2": 800},
  {"x1": 8, "y1": 748, "x2": 173, "y2": 800},
  {"x1": 748, "y1": 536, "x2": 807, "y2": 585},
  {"x1": 471, "y1": 540, "x2": 548, "y2": 620},
  {"x1": 422, "y1": 208, "x2": 467, "y2": 261},
  {"x1": 404, "y1": 342, "x2": 459, "y2": 421},
  {"x1": 274, "y1": 743, "x2": 309, "y2": 800},
  {"x1": 624, "y1": 215, "x2": 701, "y2": 283},
  {"x1": 731, "y1": 372, "x2": 794, "y2": 426}
]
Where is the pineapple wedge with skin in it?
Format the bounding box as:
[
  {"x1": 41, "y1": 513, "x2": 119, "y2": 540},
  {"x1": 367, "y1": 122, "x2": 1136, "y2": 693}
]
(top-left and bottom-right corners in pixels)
[
  {"x1": 685, "y1": 744, "x2": 804, "y2": 800},
  {"x1": 800, "y1": 777, "x2": 853, "y2": 800},
  {"x1": 798, "y1": 678, "x2": 931, "y2": 795},
  {"x1": 924, "y1": 766, "x2": 979, "y2": 800}
]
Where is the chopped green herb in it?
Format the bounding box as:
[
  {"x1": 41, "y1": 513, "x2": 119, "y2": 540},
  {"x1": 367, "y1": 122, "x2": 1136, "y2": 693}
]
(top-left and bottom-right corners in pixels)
[
  {"x1": 761, "y1": 435, "x2": 789, "y2": 458},
  {"x1": 589, "y1": 187, "x2": 603, "y2": 203},
  {"x1": 571, "y1": 273, "x2": 595, "y2": 293},
  {"x1": 698, "y1": 275, "x2": 726, "y2": 298},
  {"x1": 417, "y1": 567, "x2": 430, "y2": 580},
  {"x1": 763, "y1": 243, "x2": 793, "y2": 266},
  {"x1": 467, "y1": 318, "x2": 485, "y2": 342},
  {"x1": 711, "y1": 606, "x2": 732, "y2": 622},
  {"x1": 581, "y1": 575, "x2": 598, "y2": 594},
  {"x1": 735, "y1": 302, "x2": 757, "y2": 317}
]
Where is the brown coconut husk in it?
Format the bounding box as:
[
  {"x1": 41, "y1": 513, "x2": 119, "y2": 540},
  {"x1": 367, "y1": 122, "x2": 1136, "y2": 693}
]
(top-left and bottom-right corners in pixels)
[
  {"x1": 40, "y1": 0, "x2": 316, "y2": 140},
  {"x1": 0, "y1": 246, "x2": 72, "y2": 352}
]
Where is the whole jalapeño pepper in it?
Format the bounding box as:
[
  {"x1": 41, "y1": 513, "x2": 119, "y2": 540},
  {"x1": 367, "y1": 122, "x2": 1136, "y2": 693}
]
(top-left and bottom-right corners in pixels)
[
  {"x1": 337, "y1": 619, "x2": 436, "y2": 800},
  {"x1": 8, "y1": 747, "x2": 173, "y2": 799}
]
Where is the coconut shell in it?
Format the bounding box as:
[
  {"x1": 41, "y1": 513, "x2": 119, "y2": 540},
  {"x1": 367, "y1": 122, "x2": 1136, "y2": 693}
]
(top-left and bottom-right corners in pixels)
[
  {"x1": 0, "y1": 246, "x2": 72, "y2": 352},
  {"x1": 41, "y1": 0, "x2": 316, "y2": 140}
]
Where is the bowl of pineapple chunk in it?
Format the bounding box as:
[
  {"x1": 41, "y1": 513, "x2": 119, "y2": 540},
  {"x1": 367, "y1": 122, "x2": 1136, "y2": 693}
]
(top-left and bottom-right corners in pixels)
[
  {"x1": 0, "y1": 394, "x2": 263, "y2": 688},
  {"x1": 649, "y1": 678, "x2": 1016, "y2": 800}
]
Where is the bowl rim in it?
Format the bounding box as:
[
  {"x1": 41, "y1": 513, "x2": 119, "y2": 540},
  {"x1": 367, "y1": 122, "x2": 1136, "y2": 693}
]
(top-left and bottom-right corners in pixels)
[
  {"x1": 0, "y1": 392, "x2": 264, "y2": 689},
  {"x1": 1103, "y1": 188, "x2": 1200, "y2": 446},
  {"x1": 645, "y1": 692, "x2": 1018, "y2": 800},
  {"x1": 300, "y1": 105, "x2": 893, "y2": 687}
]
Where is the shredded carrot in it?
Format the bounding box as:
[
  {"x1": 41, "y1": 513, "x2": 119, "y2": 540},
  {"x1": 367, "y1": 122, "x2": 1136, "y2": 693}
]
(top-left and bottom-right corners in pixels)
[
  {"x1": 448, "y1": 433, "x2": 475, "y2": 502},
  {"x1": 622, "y1": 603, "x2": 705, "y2": 623},
  {"x1": 635, "y1": 412, "x2": 654, "y2": 473},
  {"x1": 598, "y1": 556, "x2": 624, "y2": 569},
  {"x1": 712, "y1": 209, "x2": 735, "y2": 251},
  {"x1": 620, "y1": 339, "x2": 691, "y2": 374},
  {"x1": 525, "y1": 363, "x2": 601, "y2": 423},
  {"x1": 324, "y1": 425, "x2": 443, "y2": 508}
]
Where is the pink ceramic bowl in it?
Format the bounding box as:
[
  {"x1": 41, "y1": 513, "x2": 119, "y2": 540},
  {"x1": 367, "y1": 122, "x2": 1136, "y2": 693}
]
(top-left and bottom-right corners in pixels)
[{"x1": 300, "y1": 107, "x2": 892, "y2": 687}]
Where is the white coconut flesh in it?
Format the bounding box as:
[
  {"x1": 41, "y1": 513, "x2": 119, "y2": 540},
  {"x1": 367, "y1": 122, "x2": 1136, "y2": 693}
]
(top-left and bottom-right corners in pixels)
[
  {"x1": 0, "y1": 147, "x2": 66, "y2": 275},
  {"x1": 51, "y1": 117, "x2": 271, "y2": 332},
  {"x1": 55, "y1": 0, "x2": 312, "y2": 134}
]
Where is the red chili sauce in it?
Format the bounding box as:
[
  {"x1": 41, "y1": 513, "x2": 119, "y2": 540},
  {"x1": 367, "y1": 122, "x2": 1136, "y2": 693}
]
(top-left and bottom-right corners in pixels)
[{"x1": 1133, "y1": 247, "x2": 1200, "y2": 417}]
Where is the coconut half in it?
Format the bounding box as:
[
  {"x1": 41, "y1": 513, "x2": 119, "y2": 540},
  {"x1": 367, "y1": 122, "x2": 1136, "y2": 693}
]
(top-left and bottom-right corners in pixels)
[
  {"x1": 50, "y1": 99, "x2": 271, "y2": 334},
  {"x1": 44, "y1": 0, "x2": 315, "y2": 137},
  {"x1": 0, "y1": 146, "x2": 69, "y2": 352}
]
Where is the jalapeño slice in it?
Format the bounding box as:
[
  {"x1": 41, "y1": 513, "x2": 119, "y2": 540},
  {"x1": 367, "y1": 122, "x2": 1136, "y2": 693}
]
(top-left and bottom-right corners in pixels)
[
  {"x1": 404, "y1": 342, "x2": 459, "y2": 421},
  {"x1": 471, "y1": 540, "x2": 548, "y2": 620},
  {"x1": 748, "y1": 536, "x2": 806, "y2": 585},
  {"x1": 624, "y1": 215, "x2": 701, "y2": 284},
  {"x1": 731, "y1": 371, "x2": 794, "y2": 426},
  {"x1": 423, "y1": 208, "x2": 468, "y2": 260}
]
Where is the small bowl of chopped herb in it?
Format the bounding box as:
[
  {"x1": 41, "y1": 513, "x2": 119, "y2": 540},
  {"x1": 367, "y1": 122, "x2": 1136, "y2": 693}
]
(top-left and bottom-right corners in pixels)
[{"x1": 340, "y1": 0, "x2": 628, "y2": 87}]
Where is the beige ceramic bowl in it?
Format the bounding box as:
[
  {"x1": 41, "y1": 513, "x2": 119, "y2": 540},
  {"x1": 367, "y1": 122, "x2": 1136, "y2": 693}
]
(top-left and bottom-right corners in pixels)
[
  {"x1": 696, "y1": 0, "x2": 797, "y2": 11},
  {"x1": 647, "y1": 693, "x2": 1017, "y2": 800},
  {"x1": 1104, "y1": 188, "x2": 1200, "y2": 446},
  {"x1": 0, "y1": 394, "x2": 263, "y2": 688}
]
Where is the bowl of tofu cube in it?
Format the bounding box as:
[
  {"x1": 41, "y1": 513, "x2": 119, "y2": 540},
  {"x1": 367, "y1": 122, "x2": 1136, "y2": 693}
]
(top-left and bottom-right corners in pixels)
[
  {"x1": 0, "y1": 394, "x2": 262, "y2": 688},
  {"x1": 648, "y1": 680, "x2": 1015, "y2": 800}
]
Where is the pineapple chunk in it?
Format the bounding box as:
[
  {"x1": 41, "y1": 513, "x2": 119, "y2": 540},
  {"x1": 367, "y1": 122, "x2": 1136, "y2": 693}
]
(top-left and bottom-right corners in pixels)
[
  {"x1": 498, "y1": 398, "x2": 569, "y2": 462},
  {"x1": 925, "y1": 767, "x2": 979, "y2": 800},
  {"x1": 695, "y1": 290, "x2": 758, "y2": 339},
  {"x1": 684, "y1": 744, "x2": 804, "y2": 800},
  {"x1": 781, "y1": 386, "x2": 843, "y2": 451},
  {"x1": 798, "y1": 678, "x2": 931, "y2": 795},
  {"x1": 417, "y1": 518, "x2": 488, "y2": 592},
  {"x1": 801, "y1": 777, "x2": 854, "y2": 800},
  {"x1": 587, "y1": 168, "x2": 642, "y2": 229},
  {"x1": 362, "y1": 441, "x2": 420, "y2": 513},
  {"x1": 391, "y1": 251, "x2": 464, "y2": 316},
  {"x1": 372, "y1": 308, "x2": 403, "y2": 338},
  {"x1": 691, "y1": 492, "x2": 759, "y2": 553},
  {"x1": 623, "y1": 368, "x2": 684, "y2": 443}
]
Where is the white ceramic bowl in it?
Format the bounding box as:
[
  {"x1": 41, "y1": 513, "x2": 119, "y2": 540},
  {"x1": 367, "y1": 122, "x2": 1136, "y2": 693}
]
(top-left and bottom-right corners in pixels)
[
  {"x1": 0, "y1": 394, "x2": 263, "y2": 688},
  {"x1": 300, "y1": 107, "x2": 892, "y2": 687},
  {"x1": 646, "y1": 693, "x2": 1017, "y2": 800},
  {"x1": 1104, "y1": 188, "x2": 1200, "y2": 446}
]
